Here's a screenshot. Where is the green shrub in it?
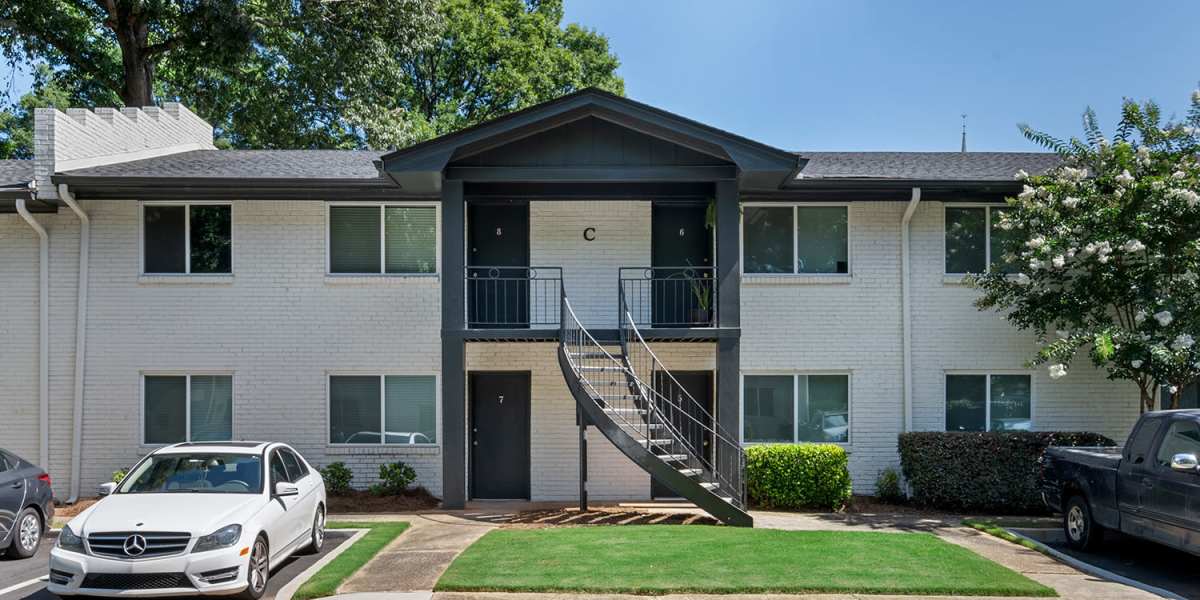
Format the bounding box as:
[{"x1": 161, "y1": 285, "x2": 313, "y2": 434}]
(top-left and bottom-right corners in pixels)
[
  {"x1": 112, "y1": 469, "x2": 127, "y2": 484},
  {"x1": 898, "y1": 431, "x2": 1116, "y2": 514},
  {"x1": 320, "y1": 462, "x2": 354, "y2": 496},
  {"x1": 745, "y1": 444, "x2": 851, "y2": 510},
  {"x1": 875, "y1": 467, "x2": 904, "y2": 503},
  {"x1": 375, "y1": 461, "x2": 417, "y2": 496}
]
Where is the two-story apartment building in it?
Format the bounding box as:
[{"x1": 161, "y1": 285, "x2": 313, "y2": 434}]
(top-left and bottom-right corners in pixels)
[{"x1": 0, "y1": 90, "x2": 1142, "y2": 524}]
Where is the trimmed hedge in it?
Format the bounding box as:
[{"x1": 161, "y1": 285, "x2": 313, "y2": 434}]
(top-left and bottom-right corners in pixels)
[
  {"x1": 898, "y1": 431, "x2": 1116, "y2": 513},
  {"x1": 745, "y1": 444, "x2": 851, "y2": 510}
]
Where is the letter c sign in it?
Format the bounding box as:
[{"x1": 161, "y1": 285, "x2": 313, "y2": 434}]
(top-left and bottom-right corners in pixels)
[{"x1": 583, "y1": 227, "x2": 596, "y2": 241}]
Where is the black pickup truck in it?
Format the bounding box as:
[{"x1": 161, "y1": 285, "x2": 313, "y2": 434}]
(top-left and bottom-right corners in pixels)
[{"x1": 1042, "y1": 410, "x2": 1200, "y2": 555}]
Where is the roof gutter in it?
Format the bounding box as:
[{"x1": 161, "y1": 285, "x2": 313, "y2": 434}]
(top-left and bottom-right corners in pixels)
[
  {"x1": 15, "y1": 198, "x2": 49, "y2": 468},
  {"x1": 900, "y1": 187, "x2": 921, "y2": 433},
  {"x1": 58, "y1": 184, "x2": 90, "y2": 503}
]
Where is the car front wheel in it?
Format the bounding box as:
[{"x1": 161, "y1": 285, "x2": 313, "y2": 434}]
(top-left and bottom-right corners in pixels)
[
  {"x1": 6, "y1": 508, "x2": 42, "y2": 559},
  {"x1": 1064, "y1": 494, "x2": 1103, "y2": 551},
  {"x1": 302, "y1": 507, "x2": 325, "y2": 555},
  {"x1": 238, "y1": 536, "x2": 269, "y2": 600}
]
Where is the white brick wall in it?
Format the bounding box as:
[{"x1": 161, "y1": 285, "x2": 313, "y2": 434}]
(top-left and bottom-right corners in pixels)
[
  {"x1": 1, "y1": 200, "x2": 443, "y2": 496},
  {"x1": 34, "y1": 105, "x2": 213, "y2": 200},
  {"x1": 530, "y1": 201, "x2": 650, "y2": 329},
  {"x1": 0, "y1": 196, "x2": 1142, "y2": 502},
  {"x1": 741, "y1": 201, "x2": 1140, "y2": 493}
]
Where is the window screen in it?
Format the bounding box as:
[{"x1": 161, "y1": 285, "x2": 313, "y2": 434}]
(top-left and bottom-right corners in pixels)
[
  {"x1": 384, "y1": 207, "x2": 436, "y2": 274},
  {"x1": 144, "y1": 205, "x2": 187, "y2": 273},
  {"x1": 795, "y1": 207, "x2": 848, "y2": 274},
  {"x1": 145, "y1": 375, "x2": 188, "y2": 444},
  {"x1": 945, "y1": 207, "x2": 987, "y2": 274},
  {"x1": 743, "y1": 207, "x2": 794, "y2": 274},
  {"x1": 329, "y1": 206, "x2": 382, "y2": 273}
]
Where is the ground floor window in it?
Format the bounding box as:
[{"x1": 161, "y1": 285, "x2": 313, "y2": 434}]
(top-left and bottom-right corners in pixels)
[
  {"x1": 143, "y1": 374, "x2": 233, "y2": 444},
  {"x1": 329, "y1": 375, "x2": 437, "y2": 444},
  {"x1": 945, "y1": 373, "x2": 1031, "y2": 432},
  {"x1": 743, "y1": 374, "x2": 850, "y2": 444}
]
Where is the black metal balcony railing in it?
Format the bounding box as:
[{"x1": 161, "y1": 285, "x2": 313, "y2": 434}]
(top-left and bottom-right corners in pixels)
[
  {"x1": 619, "y1": 266, "x2": 716, "y2": 328},
  {"x1": 466, "y1": 266, "x2": 562, "y2": 329}
]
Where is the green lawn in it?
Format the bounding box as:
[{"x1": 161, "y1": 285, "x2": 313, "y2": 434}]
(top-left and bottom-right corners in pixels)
[
  {"x1": 436, "y1": 525, "x2": 1055, "y2": 597},
  {"x1": 293, "y1": 521, "x2": 409, "y2": 600}
]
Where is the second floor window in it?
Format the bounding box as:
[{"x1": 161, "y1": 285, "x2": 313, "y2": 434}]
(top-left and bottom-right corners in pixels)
[
  {"x1": 143, "y1": 203, "x2": 231, "y2": 274},
  {"x1": 945, "y1": 206, "x2": 1019, "y2": 275},
  {"x1": 743, "y1": 205, "x2": 848, "y2": 274},
  {"x1": 328, "y1": 205, "x2": 437, "y2": 274}
]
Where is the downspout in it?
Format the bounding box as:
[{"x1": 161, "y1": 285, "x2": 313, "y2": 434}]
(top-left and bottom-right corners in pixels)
[
  {"x1": 15, "y1": 199, "x2": 49, "y2": 468},
  {"x1": 59, "y1": 184, "x2": 89, "y2": 503},
  {"x1": 900, "y1": 187, "x2": 921, "y2": 433}
]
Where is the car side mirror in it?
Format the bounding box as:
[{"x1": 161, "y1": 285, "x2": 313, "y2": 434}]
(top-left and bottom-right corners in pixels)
[
  {"x1": 274, "y1": 482, "x2": 299, "y2": 497},
  {"x1": 97, "y1": 482, "x2": 117, "y2": 496},
  {"x1": 1170, "y1": 453, "x2": 1199, "y2": 473}
]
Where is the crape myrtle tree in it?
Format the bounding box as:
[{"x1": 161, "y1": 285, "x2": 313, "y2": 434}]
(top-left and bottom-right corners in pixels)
[{"x1": 973, "y1": 89, "x2": 1200, "y2": 412}]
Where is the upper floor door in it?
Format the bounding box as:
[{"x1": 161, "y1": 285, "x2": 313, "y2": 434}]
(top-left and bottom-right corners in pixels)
[
  {"x1": 651, "y1": 203, "x2": 713, "y2": 327},
  {"x1": 468, "y1": 202, "x2": 530, "y2": 328}
]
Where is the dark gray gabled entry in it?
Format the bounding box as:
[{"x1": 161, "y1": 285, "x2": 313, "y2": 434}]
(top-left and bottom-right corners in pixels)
[{"x1": 469, "y1": 371, "x2": 531, "y2": 499}]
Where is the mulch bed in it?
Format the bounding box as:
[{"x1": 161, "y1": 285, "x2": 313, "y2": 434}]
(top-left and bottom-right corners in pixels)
[
  {"x1": 54, "y1": 497, "x2": 99, "y2": 517},
  {"x1": 326, "y1": 488, "x2": 440, "y2": 514}
]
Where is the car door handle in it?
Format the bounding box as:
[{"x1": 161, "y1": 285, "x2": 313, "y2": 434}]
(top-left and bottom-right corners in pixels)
[
  {"x1": 10, "y1": 481, "x2": 23, "y2": 489},
  {"x1": 1141, "y1": 478, "x2": 1155, "y2": 488}
]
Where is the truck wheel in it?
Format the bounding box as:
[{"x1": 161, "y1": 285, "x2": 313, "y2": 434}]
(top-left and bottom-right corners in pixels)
[{"x1": 1064, "y1": 494, "x2": 1104, "y2": 551}]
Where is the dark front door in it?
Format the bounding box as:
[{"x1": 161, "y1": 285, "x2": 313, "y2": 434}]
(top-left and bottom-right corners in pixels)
[
  {"x1": 468, "y1": 202, "x2": 530, "y2": 328},
  {"x1": 470, "y1": 372, "x2": 531, "y2": 499},
  {"x1": 651, "y1": 370, "x2": 714, "y2": 498},
  {"x1": 651, "y1": 203, "x2": 713, "y2": 327}
]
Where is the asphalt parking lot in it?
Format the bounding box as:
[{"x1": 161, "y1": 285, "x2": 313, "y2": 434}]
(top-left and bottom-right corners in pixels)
[
  {"x1": 1014, "y1": 526, "x2": 1200, "y2": 599},
  {"x1": 0, "y1": 531, "x2": 349, "y2": 600}
]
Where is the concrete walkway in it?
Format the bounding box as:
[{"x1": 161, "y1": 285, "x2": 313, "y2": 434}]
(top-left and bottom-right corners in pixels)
[
  {"x1": 333, "y1": 514, "x2": 496, "y2": 595},
  {"x1": 325, "y1": 506, "x2": 1160, "y2": 600}
]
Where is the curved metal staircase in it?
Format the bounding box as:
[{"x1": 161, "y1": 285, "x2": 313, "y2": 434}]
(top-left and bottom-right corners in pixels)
[{"x1": 556, "y1": 291, "x2": 751, "y2": 526}]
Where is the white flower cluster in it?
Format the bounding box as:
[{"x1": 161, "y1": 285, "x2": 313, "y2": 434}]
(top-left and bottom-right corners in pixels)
[
  {"x1": 1078, "y1": 241, "x2": 1113, "y2": 263},
  {"x1": 1048, "y1": 364, "x2": 1068, "y2": 379},
  {"x1": 1173, "y1": 334, "x2": 1195, "y2": 351},
  {"x1": 1026, "y1": 236, "x2": 1046, "y2": 249},
  {"x1": 1155, "y1": 310, "x2": 1174, "y2": 326},
  {"x1": 1120, "y1": 239, "x2": 1145, "y2": 253},
  {"x1": 1115, "y1": 170, "x2": 1135, "y2": 186},
  {"x1": 1013, "y1": 169, "x2": 1029, "y2": 181},
  {"x1": 1167, "y1": 188, "x2": 1200, "y2": 207},
  {"x1": 1136, "y1": 146, "x2": 1151, "y2": 167},
  {"x1": 1061, "y1": 196, "x2": 1081, "y2": 209},
  {"x1": 1058, "y1": 166, "x2": 1088, "y2": 183}
]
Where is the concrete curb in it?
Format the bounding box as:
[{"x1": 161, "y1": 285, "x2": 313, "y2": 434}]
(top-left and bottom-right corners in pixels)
[
  {"x1": 274, "y1": 528, "x2": 369, "y2": 600},
  {"x1": 1003, "y1": 528, "x2": 1186, "y2": 600}
]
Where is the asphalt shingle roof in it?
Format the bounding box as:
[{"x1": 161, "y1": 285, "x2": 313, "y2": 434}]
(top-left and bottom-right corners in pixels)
[
  {"x1": 793, "y1": 152, "x2": 1060, "y2": 181},
  {"x1": 0, "y1": 159, "x2": 34, "y2": 189},
  {"x1": 60, "y1": 149, "x2": 387, "y2": 180}
]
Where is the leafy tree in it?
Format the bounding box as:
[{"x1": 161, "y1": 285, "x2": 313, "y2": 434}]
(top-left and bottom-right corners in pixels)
[
  {"x1": 0, "y1": 65, "x2": 72, "y2": 159},
  {"x1": 0, "y1": 0, "x2": 622, "y2": 151},
  {"x1": 973, "y1": 89, "x2": 1200, "y2": 412}
]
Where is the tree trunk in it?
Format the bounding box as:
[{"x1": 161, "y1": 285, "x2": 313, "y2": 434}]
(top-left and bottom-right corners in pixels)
[
  {"x1": 1139, "y1": 386, "x2": 1155, "y2": 413},
  {"x1": 111, "y1": 10, "x2": 154, "y2": 106}
]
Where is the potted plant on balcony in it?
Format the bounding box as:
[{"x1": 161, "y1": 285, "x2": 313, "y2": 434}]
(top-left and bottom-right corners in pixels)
[{"x1": 688, "y1": 269, "x2": 712, "y2": 325}]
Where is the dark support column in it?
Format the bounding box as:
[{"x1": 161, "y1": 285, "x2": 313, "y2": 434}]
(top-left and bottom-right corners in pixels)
[
  {"x1": 714, "y1": 179, "x2": 742, "y2": 482},
  {"x1": 441, "y1": 179, "x2": 467, "y2": 509},
  {"x1": 578, "y1": 406, "x2": 588, "y2": 511}
]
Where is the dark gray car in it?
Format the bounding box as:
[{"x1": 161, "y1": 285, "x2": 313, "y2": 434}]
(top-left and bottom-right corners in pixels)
[{"x1": 0, "y1": 449, "x2": 54, "y2": 559}]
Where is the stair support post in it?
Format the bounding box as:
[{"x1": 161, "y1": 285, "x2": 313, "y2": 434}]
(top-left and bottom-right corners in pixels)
[{"x1": 578, "y1": 405, "x2": 588, "y2": 511}]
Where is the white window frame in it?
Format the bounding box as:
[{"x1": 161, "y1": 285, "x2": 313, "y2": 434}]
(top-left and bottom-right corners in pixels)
[
  {"x1": 326, "y1": 373, "x2": 441, "y2": 447},
  {"x1": 139, "y1": 201, "x2": 234, "y2": 275},
  {"x1": 943, "y1": 371, "x2": 1036, "y2": 432},
  {"x1": 943, "y1": 204, "x2": 1011, "y2": 276},
  {"x1": 740, "y1": 203, "x2": 852, "y2": 277},
  {"x1": 738, "y1": 371, "x2": 852, "y2": 445},
  {"x1": 140, "y1": 371, "x2": 236, "y2": 446},
  {"x1": 325, "y1": 202, "x2": 441, "y2": 276}
]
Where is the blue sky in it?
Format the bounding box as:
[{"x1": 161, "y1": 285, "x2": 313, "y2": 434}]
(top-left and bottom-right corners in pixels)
[
  {"x1": 564, "y1": 0, "x2": 1200, "y2": 152},
  {"x1": 5, "y1": 1, "x2": 1197, "y2": 152}
]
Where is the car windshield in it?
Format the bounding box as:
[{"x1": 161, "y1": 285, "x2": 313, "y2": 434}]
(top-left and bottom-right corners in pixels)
[{"x1": 119, "y1": 453, "x2": 262, "y2": 494}]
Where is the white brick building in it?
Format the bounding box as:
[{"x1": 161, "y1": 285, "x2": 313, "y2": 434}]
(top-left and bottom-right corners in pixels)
[{"x1": 0, "y1": 90, "x2": 1142, "y2": 524}]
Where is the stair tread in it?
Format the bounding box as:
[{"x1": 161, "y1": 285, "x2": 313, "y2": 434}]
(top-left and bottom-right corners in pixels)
[
  {"x1": 601, "y1": 407, "x2": 645, "y2": 414},
  {"x1": 700, "y1": 482, "x2": 719, "y2": 490},
  {"x1": 657, "y1": 454, "x2": 688, "y2": 462},
  {"x1": 678, "y1": 468, "x2": 702, "y2": 477}
]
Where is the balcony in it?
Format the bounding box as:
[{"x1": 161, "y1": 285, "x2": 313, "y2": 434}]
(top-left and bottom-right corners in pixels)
[{"x1": 462, "y1": 266, "x2": 718, "y2": 341}]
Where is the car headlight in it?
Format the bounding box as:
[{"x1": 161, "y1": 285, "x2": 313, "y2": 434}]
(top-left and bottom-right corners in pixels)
[
  {"x1": 192, "y1": 524, "x2": 242, "y2": 554},
  {"x1": 58, "y1": 524, "x2": 84, "y2": 553}
]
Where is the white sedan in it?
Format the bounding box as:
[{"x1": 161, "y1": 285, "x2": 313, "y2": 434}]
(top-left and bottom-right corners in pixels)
[{"x1": 48, "y1": 442, "x2": 326, "y2": 598}]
